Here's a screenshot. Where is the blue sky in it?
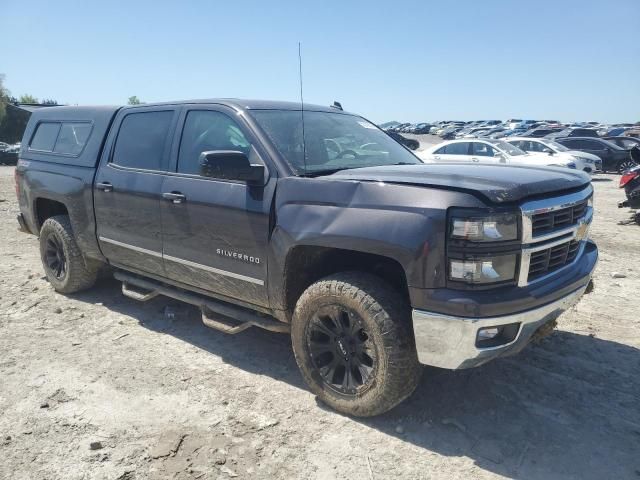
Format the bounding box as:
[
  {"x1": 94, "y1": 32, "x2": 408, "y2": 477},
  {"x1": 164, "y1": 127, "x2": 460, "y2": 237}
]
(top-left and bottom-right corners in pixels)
[{"x1": 2, "y1": 0, "x2": 639, "y2": 123}]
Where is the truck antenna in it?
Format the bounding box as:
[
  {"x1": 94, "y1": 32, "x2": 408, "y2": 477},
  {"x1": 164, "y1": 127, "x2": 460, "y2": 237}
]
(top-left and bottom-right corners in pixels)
[{"x1": 298, "y1": 42, "x2": 307, "y2": 174}]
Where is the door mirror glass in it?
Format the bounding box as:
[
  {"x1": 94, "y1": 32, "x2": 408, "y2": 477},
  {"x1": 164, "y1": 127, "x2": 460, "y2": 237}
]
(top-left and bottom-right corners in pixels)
[{"x1": 199, "y1": 150, "x2": 265, "y2": 185}]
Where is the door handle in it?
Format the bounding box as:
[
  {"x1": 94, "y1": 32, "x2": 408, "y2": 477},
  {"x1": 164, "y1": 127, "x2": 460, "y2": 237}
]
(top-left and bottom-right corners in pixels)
[
  {"x1": 433, "y1": 155, "x2": 440, "y2": 160},
  {"x1": 162, "y1": 192, "x2": 186, "y2": 204},
  {"x1": 471, "y1": 157, "x2": 480, "y2": 162},
  {"x1": 96, "y1": 182, "x2": 113, "y2": 192}
]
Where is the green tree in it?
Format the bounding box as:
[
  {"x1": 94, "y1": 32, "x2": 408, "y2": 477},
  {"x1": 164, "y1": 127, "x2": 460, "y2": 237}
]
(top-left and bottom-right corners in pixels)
[
  {"x1": 0, "y1": 74, "x2": 9, "y2": 124},
  {"x1": 127, "y1": 96, "x2": 143, "y2": 105},
  {"x1": 19, "y1": 94, "x2": 38, "y2": 104}
]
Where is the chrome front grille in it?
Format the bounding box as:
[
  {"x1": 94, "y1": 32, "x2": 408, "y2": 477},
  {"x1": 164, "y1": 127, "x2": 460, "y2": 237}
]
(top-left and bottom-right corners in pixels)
[
  {"x1": 531, "y1": 200, "x2": 588, "y2": 236},
  {"x1": 528, "y1": 240, "x2": 580, "y2": 281},
  {"x1": 518, "y1": 188, "x2": 593, "y2": 286}
]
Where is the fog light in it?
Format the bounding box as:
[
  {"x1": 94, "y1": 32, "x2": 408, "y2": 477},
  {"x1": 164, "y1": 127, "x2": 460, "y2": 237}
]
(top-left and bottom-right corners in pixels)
[
  {"x1": 475, "y1": 322, "x2": 521, "y2": 348},
  {"x1": 477, "y1": 327, "x2": 500, "y2": 340}
]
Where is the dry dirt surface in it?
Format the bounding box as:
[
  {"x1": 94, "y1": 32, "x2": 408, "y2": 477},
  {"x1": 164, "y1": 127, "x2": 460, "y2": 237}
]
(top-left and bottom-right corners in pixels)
[{"x1": 0, "y1": 165, "x2": 639, "y2": 480}]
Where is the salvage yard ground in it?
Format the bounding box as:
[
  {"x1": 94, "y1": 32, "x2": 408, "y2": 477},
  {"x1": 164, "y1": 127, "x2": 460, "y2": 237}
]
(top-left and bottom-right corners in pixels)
[{"x1": 0, "y1": 161, "x2": 639, "y2": 480}]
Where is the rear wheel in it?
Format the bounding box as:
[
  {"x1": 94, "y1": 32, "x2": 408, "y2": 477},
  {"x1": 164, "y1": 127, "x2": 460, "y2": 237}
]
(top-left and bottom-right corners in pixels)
[
  {"x1": 291, "y1": 272, "x2": 421, "y2": 417},
  {"x1": 39, "y1": 215, "x2": 98, "y2": 293}
]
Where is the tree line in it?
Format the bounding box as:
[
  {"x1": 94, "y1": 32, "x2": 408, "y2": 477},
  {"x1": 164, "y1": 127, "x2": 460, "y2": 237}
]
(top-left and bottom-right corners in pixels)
[{"x1": 1, "y1": 73, "x2": 145, "y2": 143}]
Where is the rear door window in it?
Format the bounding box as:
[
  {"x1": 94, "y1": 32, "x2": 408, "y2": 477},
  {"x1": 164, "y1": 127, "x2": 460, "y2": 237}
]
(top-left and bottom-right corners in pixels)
[
  {"x1": 445, "y1": 142, "x2": 470, "y2": 155},
  {"x1": 111, "y1": 111, "x2": 173, "y2": 171},
  {"x1": 582, "y1": 140, "x2": 605, "y2": 150},
  {"x1": 30, "y1": 122, "x2": 61, "y2": 151},
  {"x1": 560, "y1": 139, "x2": 579, "y2": 149}
]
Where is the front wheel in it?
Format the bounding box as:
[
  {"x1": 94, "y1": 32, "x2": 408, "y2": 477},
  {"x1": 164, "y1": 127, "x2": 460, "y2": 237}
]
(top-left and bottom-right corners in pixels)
[{"x1": 291, "y1": 272, "x2": 421, "y2": 417}]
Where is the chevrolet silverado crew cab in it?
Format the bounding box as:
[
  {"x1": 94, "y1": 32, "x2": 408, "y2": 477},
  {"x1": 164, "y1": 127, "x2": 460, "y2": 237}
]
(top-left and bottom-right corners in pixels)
[{"x1": 15, "y1": 100, "x2": 598, "y2": 416}]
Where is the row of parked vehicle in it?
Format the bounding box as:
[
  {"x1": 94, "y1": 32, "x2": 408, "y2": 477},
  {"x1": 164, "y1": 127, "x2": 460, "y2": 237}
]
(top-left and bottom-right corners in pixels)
[
  {"x1": 389, "y1": 120, "x2": 640, "y2": 140},
  {"x1": 386, "y1": 119, "x2": 640, "y2": 174},
  {"x1": 0, "y1": 141, "x2": 20, "y2": 164}
]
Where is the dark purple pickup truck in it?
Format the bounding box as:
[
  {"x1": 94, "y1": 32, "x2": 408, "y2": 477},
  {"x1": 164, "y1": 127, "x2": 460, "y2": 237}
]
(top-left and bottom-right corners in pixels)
[{"x1": 15, "y1": 99, "x2": 597, "y2": 416}]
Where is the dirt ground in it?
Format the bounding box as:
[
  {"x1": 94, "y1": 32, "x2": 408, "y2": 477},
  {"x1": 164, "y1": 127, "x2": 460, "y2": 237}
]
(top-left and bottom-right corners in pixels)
[{"x1": 0, "y1": 159, "x2": 639, "y2": 480}]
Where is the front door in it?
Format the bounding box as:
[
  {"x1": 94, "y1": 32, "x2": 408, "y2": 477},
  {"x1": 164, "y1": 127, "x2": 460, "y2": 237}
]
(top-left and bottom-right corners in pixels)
[
  {"x1": 94, "y1": 107, "x2": 177, "y2": 275},
  {"x1": 159, "y1": 106, "x2": 275, "y2": 307},
  {"x1": 470, "y1": 141, "x2": 503, "y2": 164}
]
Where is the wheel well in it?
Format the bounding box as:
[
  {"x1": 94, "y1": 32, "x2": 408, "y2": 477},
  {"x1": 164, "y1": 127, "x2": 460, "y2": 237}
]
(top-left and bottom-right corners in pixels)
[
  {"x1": 284, "y1": 246, "x2": 409, "y2": 313},
  {"x1": 35, "y1": 198, "x2": 69, "y2": 231}
]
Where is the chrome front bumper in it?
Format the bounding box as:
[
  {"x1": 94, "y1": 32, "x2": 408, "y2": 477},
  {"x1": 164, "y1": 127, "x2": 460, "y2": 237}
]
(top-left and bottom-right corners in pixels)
[{"x1": 412, "y1": 284, "x2": 589, "y2": 369}]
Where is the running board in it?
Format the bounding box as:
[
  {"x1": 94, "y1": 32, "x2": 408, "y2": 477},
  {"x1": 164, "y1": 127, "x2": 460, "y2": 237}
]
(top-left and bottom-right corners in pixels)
[{"x1": 114, "y1": 271, "x2": 289, "y2": 334}]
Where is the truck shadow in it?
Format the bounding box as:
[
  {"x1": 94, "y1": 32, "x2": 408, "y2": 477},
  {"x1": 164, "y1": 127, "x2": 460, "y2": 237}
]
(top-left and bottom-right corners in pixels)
[{"x1": 74, "y1": 278, "x2": 640, "y2": 480}]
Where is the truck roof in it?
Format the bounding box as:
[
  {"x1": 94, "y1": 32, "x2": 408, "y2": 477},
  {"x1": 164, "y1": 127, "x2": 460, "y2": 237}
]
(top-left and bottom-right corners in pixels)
[{"x1": 119, "y1": 98, "x2": 351, "y2": 114}]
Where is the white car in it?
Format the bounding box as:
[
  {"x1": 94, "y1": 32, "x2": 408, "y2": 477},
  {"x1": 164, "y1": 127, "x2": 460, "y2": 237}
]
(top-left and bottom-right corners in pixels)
[
  {"x1": 506, "y1": 137, "x2": 602, "y2": 174},
  {"x1": 417, "y1": 139, "x2": 578, "y2": 170}
]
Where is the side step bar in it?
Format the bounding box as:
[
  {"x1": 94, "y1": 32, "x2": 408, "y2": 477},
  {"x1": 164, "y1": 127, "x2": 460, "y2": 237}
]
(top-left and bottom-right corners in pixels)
[{"x1": 114, "y1": 271, "x2": 289, "y2": 334}]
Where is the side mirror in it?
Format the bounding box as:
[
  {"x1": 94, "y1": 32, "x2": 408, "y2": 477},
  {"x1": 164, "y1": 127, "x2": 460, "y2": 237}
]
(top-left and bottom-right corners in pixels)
[
  {"x1": 543, "y1": 148, "x2": 554, "y2": 155},
  {"x1": 199, "y1": 150, "x2": 265, "y2": 185}
]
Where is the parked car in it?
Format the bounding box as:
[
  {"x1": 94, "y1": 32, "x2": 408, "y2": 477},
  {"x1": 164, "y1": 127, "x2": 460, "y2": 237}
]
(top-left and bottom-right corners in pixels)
[
  {"x1": 506, "y1": 137, "x2": 602, "y2": 173},
  {"x1": 456, "y1": 127, "x2": 492, "y2": 138},
  {"x1": 618, "y1": 165, "x2": 640, "y2": 211},
  {"x1": 555, "y1": 137, "x2": 637, "y2": 173},
  {"x1": 15, "y1": 100, "x2": 597, "y2": 417},
  {"x1": 520, "y1": 127, "x2": 561, "y2": 138},
  {"x1": 546, "y1": 128, "x2": 599, "y2": 140},
  {"x1": 604, "y1": 136, "x2": 640, "y2": 150},
  {"x1": 0, "y1": 141, "x2": 10, "y2": 151},
  {"x1": 618, "y1": 165, "x2": 640, "y2": 225},
  {"x1": 440, "y1": 126, "x2": 464, "y2": 139},
  {"x1": 413, "y1": 123, "x2": 433, "y2": 134},
  {"x1": 419, "y1": 139, "x2": 578, "y2": 170},
  {"x1": 387, "y1": 131, "x2": 420, "y2": 150},
  {"x1": 600, "y1": 127, "x2": 630, "y2": 137},
  {"x1": 623, "y1": 127, "x2": 640, "y2": 138}
]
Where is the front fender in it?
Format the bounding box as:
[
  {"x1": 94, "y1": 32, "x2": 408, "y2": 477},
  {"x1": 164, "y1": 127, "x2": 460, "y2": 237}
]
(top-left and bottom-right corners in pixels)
[{"x1": 267, "y1": 176, "x2": 484, "y2": 310}]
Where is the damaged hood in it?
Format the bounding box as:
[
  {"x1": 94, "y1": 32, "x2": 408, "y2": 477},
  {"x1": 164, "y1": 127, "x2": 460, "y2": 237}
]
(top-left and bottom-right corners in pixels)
[{"x1": 327, "y1": 163, "x2": 591, "y2": 204}]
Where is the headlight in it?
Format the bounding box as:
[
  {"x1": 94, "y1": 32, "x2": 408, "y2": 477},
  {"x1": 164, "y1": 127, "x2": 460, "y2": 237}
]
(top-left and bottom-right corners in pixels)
[
  {"x1": 449, "y1": 254, "x2": 517, "y2": 284},
  {"x1": 450, "y1": 212, "x2": 518, "y2": 242}
]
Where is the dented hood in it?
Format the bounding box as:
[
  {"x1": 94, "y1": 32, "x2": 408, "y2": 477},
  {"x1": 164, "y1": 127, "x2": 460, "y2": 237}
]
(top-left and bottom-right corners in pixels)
[{"x1": 327, "y1": 163, "x2": 591, "y2": 204}]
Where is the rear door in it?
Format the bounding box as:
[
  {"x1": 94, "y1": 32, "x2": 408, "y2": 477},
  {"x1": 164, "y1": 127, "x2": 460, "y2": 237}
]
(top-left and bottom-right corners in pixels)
[
  {"x1": 434, "y1": 142, "x2": 471, "y2": 162},
  {"x1": 94, "y1": 106, "x2": 178, "y2": 275},
  {"x1": 159, "y1": 105, "x2": 275, "y2": 307}
]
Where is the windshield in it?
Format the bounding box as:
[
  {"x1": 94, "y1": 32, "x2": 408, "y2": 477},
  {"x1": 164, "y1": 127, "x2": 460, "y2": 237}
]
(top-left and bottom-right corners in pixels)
[
  {"x1": 547, "y1": 140, "x2": 569, "y2": 152},
  {"x1": 493, "y1": 141, "x2": 526, "y2": 156},
  {"x1": 250, "y1": 110, "x2": 422, "y2": 175}
]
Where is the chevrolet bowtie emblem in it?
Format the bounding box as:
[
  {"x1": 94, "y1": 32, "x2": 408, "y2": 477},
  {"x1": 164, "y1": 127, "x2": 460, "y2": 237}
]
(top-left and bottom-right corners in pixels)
[{"x1": 575, "y1": 219, "x2": 589, "y2": 241}]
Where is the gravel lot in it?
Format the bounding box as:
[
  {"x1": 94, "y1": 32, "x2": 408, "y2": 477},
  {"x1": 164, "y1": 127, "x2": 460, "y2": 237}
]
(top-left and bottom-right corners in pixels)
[{"x1": 0, "y1": 160, "x2": 639, "y2": 480}]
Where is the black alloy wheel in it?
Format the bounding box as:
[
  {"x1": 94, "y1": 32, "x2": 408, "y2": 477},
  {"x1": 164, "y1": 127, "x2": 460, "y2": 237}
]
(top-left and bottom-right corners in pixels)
[
  {"x1": 306, "y1": 305, "x2": 377, "y2": 395},
  {"x1": 44, "y1": 232, "x2": 67, "y2": 280},
  {"x1": 618, "y1": 159, "x2": 638, "y2": 173}
]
